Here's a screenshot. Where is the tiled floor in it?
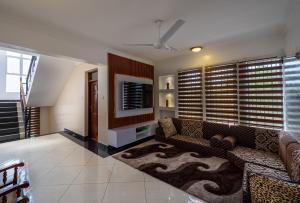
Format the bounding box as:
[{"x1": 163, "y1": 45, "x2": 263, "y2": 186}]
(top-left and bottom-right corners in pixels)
[{"x1": 0, "y1": 133, "x2": 205, "y2": 203}]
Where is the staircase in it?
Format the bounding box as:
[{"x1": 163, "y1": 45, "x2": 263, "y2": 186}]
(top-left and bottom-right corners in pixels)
[{"x1": 0, "y1": 100, "x2": 25, "y2": 142}]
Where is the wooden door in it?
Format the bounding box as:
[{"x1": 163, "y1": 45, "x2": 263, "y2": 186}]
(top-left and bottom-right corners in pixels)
[{"x1": 88, "y1": 81, "x2": 98, "y2": 141}]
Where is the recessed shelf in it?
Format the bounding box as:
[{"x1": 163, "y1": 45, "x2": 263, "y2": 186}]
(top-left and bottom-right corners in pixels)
[
  {"x1": 159, "y1": 89, "x2": 175, "y2": 92},
  {"x1": 159, "y1": 107, "x2": 176, "y2": 111}
]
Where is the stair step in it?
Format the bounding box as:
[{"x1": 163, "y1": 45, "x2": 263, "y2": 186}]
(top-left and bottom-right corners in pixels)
[
  {"x1": 0, "y1": 127, "x2": 20, "y2": 136},
  {"x1": 0, "y1": 111, "x2": 18, "y2": 117},
  {"x1": 0, "y1": 133, "x2": 21, "y2": 143},
  {"x1": 0, "y1": 107, "x2": 18, "y2": 112},
  {"x1": 0, "y1": 103, "x2": 17, "y2": 107},
  {"x1": 0, "y1": 116, "x2": 19, "y2": 123},
  {"x1": 0, "y1": 122, "x2": 20, "y2": 129}
]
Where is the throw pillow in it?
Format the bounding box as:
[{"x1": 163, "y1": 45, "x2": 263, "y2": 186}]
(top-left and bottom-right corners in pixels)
[
  {"x1": 181, "y1": 119, "x2": 203, "y2": 138},
  {"x1": 158, "y1": 118, "x2": 177, "y2": 138},
  {"x1": 254, "y1": 128, "x2": 279, "y2": 154},
  {"x1": 221, "y1": 136, "x2": 236, "y2": 150},
  {"x1": 210, "y1": 134, "x2": 224, "y2": 148},
  {"x1": 249, "y1": 175, "x2": 300, "y2": 203}
]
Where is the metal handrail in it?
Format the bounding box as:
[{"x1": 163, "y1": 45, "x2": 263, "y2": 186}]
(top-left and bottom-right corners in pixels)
[{"x1": 25, "y1": 56, "x2": 37, "y2": 94}]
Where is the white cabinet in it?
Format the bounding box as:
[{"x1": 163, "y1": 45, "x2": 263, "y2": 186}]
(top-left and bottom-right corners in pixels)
[{"x1": 108, "y1": 121, "x2": 157, "y2": 148}]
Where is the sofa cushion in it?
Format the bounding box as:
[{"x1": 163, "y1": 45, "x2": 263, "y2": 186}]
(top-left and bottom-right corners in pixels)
[
  {"x1": 227, "y1": 146, "x2": 286, "y2": 171},
  {"x1": 249, "y1": 175, "x2": 300, "y2": 203},
  {"x1": 279, "y1": 132, "x2": 298, "y2": 165},
  {"x1": 209, "y1": 134, "x2": 224, "y2": 148},
  {"x1": 254, "y1": 128, "x2": 279, "y2": 154},
  {"x1": 287, "y1": 143, "x2": 300, "y2": 183},
  {"x1": 229, "y1": 125, "x2": 256, "y2": 149},
  {"x1": 242, "y1": 163, "x2": 291, "y2": 194},
  {"x1": 158, "y1": 118, "x2": 177, "y2": 138},
  {"x1": 171, "y1": 134, "x2": 209, "y2": 146},
  {"x1": 202, "y1": 121, "x2": 230, "y2": 140},
  {"x1": 181, "y1": 119, "x2": 203, "y2": 139}
]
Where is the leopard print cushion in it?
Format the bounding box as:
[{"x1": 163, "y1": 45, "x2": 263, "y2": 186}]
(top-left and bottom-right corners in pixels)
[
  {"x1": 255, "y1": 128, "x2": 279, "y2": 154},
  {"x1": 181, "y1": 119, "x2": 203, "y2": 138},
  {"x1": 228, "y1": 146, "x2": 286, "y2": 171},
  {"x1": 243, "y1": 163, "x2": 291, "y2": 194},
  {"x1": 249, "y1": 175, "x2": 300, "y2": 203},
  {"x1": 158, "y1": 118, "x2": 177, "y2": 138}
]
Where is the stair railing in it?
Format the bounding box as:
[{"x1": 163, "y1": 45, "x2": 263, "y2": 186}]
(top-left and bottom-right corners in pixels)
[
  {"x1": 25, "y1": 56, "x2": 37, "y2": 94},
  {"x1": 20, "y1": 56, "x2": 37, "y2": 138}
]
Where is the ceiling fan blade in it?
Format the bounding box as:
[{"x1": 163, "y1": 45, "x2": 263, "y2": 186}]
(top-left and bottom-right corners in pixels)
[
  {"x1": 163, "y1": 44, "x2": 178, "y2": 52},
  {"x1": 160, "y1": 19, "x2": 185, "y2": 44},
  {"x1": 123, "y1": 43, "x2": 153, "y2": 47}
]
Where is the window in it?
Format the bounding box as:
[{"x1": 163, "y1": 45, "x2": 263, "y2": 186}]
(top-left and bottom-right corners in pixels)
[
  {"x1": 205, "y1": 64, "x2": 238, "y2": 124},
  {"x1": 238, "y1": 58, "x2": 283, "y2": 129},
  {"x1": 5, "y1": 51, "x2": 32, "y2": 93},
  {"x1": 283, "y1": 57, "x2": 300, "y2": 133},
  {"x1": 178, "y1": 58, "x2": 285, "y2": 130},
  {"x1": 178, "y1": 69, "x2": 203, "y2": 120}
]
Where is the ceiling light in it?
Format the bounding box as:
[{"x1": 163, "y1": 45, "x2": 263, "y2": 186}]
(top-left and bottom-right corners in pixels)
[{"x1": 190, "y1": 46, "x2": 202, "y2": 53}]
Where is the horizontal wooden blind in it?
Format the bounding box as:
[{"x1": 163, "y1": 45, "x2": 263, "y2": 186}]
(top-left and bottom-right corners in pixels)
[
  {"x1": 238, "y1": 58, "x2": 283, "y2": 129},
  {"x1": 283, "y1": 57, "x2": 300, "y2": 133},
  {"x1": 178, "y1": 69, "x2": 202, "y2": 119},
  {"x1": 205, "y1": 64, "x2": 238, "y2": 124}
]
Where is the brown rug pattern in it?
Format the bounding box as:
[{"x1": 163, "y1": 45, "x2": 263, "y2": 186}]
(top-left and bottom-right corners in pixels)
[{"x1": 113, "y1": 140, "x2": 243, "y2": 203}]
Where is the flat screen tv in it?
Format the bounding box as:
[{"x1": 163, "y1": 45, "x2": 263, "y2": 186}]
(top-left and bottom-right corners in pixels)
[{"x1": 122, "y1": 81, "x2": 153, "y2": 110}]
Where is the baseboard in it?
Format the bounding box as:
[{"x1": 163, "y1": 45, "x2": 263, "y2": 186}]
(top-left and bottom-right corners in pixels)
[{"x1": 64, "y1": 128, "x2": 88, "y2": 141}]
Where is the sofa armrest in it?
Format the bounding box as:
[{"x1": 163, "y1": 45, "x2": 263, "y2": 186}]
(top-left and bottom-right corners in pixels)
[{"x1": 155, "y1": 127, "x2": 166, "y2": 141}]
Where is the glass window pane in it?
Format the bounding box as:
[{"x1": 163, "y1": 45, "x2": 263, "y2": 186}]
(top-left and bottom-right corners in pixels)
[
  {"x1": 6, "y1": 51, "x2": 21, "y2": 57},
  {"x1": 22, "y1": 54, "x2": 32, "y2": 59},
  {"x1": 6, "y1": 74, "x2": 20, "y2": 92},
  {"x1": 21, "y1": 76, "x2": 27, "y2": 83},
  {"x1": 7, "y1": 57, "x2": 20, "y2": 74},
  {"x1": 23, "y1": 59, "x2": 30, "y2": 75}
]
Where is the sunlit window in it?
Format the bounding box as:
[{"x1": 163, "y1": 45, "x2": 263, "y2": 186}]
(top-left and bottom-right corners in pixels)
[{"x1": 5, "y1": 51, "x2": 32, "y2": 93}]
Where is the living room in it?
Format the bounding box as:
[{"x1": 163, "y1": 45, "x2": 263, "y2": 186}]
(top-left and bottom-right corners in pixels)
[{"x1": 0, "y1": 0, "x2": 299, "y2": 202}]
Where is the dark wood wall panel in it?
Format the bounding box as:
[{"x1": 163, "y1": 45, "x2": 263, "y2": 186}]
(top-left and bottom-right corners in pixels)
[{"x1": 108, "y1": 53, "x2": 154, "y2": 129}]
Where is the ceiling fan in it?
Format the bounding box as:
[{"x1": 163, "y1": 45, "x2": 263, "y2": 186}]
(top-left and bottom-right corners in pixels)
[{"x1": 124, "y1": 19, "x2": 185, "y2": 51}]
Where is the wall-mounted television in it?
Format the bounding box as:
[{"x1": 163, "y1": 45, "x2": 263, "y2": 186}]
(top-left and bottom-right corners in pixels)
[{"x1": 122, "y1": 81, "x2": 153, "y2": 110}]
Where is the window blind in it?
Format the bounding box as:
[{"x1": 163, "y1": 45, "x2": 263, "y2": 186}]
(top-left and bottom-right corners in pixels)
[
  {"x1": 205, "y1": 64, "x2": 238, "y2": 124},
  {"x1": 283, "y1": 57, "x2": 300, "y2": 133},
  {"x1": 238, "y1": 58, "x2": 283, "y2": 129},
  {"x1": 178, "y1": 69, "x2": 202, "y2": 119}
]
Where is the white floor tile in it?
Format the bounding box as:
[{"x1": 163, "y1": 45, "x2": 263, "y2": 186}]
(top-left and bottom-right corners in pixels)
[
  {"x1": 59, "y1": 183, "x2": 107, "y2": 203},
  {"x1": 145, "y1": 181, "x2": 206, "y2": 203},
  {"x1": 36, "y1": 166, "x2": 82, "y2": 186},
  {"x1": 103, "y1": 182, "x2": 146, "y2": 203},
  {"x1": 110, "y1": 160, "x2": 145, "y2": 183},
  {"x1": 27, "y1": 185, "x2": 69, "y2": 203},
  {"x1": 73, "y1": 165, "x2": 112, "y2": 184}
]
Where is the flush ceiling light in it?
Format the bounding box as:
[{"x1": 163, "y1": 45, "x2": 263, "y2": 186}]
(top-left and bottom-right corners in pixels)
[{"x1": 190, "y1": 46, "x2": 203, "y2": 53}]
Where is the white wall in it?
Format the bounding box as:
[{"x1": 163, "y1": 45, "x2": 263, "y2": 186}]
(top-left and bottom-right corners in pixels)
[
  {"x1": 154, "y1": 28, "x2": 285, "y2": 119},
  {"x1": 284, "y1": 0, "x2": 300, "y2": 56},
  {"x1": 48, "y1": 63, "x2": 97, "y2": 136},
  {"x1": 27, "y1": 55, "x2": 77, "y2": 106}
]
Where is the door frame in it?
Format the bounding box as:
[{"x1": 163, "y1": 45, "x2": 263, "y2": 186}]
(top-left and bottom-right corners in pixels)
[{"x1": 87, "y1": 69, "x2": 98, "y2": 141}]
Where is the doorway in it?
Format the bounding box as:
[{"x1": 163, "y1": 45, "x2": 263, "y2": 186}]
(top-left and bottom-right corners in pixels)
[{"x1": 88, "y1": 70, "x2": 98, "y2": 141}]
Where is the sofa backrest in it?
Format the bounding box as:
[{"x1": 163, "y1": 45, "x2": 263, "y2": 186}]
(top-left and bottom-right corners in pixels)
[
  {"x1": 229, "y1": 125, "x2": 280, "y2": 154},
  {"x1": 202, "y1": 121, "x2": 231, "y2": 140},
  {"x1": 279, "y1": 132, "x2": 300, "y2": 183}
]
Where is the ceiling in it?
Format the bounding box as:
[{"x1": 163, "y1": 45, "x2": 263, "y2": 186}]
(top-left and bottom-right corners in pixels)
[{"x1": 0, "y1": 0, "x2": 289, "y2": 61}]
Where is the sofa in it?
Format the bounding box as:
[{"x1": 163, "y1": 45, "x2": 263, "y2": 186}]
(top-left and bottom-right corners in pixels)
[{"x1": 156, "y1": 118, "x2": 300, "y2": 202}]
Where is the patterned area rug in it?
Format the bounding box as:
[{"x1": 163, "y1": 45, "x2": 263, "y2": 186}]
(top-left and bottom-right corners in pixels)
[{"x1": 113, "y1": 140, "x2": 243, "y2": 203}]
